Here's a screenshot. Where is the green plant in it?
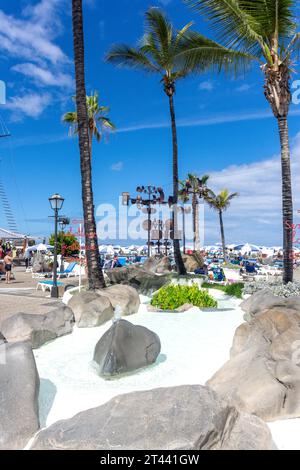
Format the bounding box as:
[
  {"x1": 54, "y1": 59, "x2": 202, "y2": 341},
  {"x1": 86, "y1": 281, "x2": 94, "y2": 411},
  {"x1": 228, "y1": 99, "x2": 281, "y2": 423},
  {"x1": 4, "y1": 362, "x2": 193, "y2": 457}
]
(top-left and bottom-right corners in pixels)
[
  {"x1": 151, "y1": 284, "x2": 217, "y2": 310},
  {"x1": 202, "y1": 282, "x2": 244, "y2": 299},
  {"x1": 224, "y1": 283, "x2": 244, "y2": 299},
  {"x1": 49, "y1": 231, "x2": 80, "y2": 256}
]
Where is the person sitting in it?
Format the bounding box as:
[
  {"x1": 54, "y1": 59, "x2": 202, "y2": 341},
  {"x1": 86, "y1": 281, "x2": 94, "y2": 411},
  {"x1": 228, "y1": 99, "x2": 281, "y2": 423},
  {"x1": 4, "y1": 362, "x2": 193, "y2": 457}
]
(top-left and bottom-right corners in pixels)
[
  {"x1": 111, "y1": 255, "x2": 122, "y2": 269},
  {"x1": 245, "y1": 263, "x2": 257, "y2": 274},
  {"x1": 194, "y1": 264, "x2": 208, "y2": 275}
]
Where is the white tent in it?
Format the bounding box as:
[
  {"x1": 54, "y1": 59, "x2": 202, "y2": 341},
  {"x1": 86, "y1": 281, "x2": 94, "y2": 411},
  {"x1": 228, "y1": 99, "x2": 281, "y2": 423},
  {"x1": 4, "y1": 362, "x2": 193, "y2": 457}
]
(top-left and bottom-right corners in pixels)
[
  {"x1": 99, "y1": 245, "x2": 114, "y2": 255},
  {"x1": 0, "y1": 228, "x2": 26, "y2": 240},
  {"x1": 261, "y1": 246, "x2": 275, "y2": 256},
  {"x1": 26, "y1": 243, "x2": 53, "y2": 252}
]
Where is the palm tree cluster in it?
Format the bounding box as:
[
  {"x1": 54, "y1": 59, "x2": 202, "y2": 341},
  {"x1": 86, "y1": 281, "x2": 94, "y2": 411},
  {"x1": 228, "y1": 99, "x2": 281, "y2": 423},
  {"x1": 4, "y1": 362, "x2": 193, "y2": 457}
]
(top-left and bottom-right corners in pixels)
[
  {"x1": 179, "y1": 174, "x2": 238, "y2": 260},
  {"x1": 69, "y1": 0, "x2": 299, "y2": 288}
]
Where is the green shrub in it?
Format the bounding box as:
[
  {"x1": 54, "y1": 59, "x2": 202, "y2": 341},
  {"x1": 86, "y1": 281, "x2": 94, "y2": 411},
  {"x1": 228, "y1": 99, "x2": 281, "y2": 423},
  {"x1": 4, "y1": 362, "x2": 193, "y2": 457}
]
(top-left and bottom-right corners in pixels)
[
  {"x1": 151, "y1": 284, "x2": 217, "y2": 310},
  {"x1": 202, "y1": 282, "x2": 244, "y2": 299},
  {"x1": 224, "y1": 283, "x2": 244, "y2": 299}
]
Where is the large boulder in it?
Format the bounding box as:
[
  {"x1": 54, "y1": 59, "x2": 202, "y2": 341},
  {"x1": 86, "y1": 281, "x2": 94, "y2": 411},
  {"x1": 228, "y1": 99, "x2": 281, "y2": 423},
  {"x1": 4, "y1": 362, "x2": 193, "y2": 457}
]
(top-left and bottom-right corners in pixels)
[
  {"x1": 97, "y1": 285, "x2": 140, "y2": 316},
  {"x1": 0, "y1": 341, "x2": 40, "y2": 449},
  {"x1": 241, "y1": 289, "x2": 300, "y2": 321},
  {"x1": 207, "y1": 305, "x2": 300, "y2": 421},
  {"x1": 1, "y1": 305, "x2": 74, "y2": 348},
  {"x1": 294, "y1": 266, "x2": 300, "y2": 283},
  {"x1": 68, "y1": 291, "x2": 114, "y2": 328},
  {"x1": 182, "y1": 252, "x2": 204, "y2": 273},
  {"x1": 106, "y1": 265, "x2": 171, "y2": 295},
  {"x1": 30, "y1": 385, "x2": 275, "y2": 450},
  {"x1": 93, "y1": 319, "x2": 161, "y2": 376},
  {"x1": 32, "y1": 251, "x2": 52, "y2": 273},
  {"x1": 143, "y1": 255, "x2": 172, "y2": 274}
]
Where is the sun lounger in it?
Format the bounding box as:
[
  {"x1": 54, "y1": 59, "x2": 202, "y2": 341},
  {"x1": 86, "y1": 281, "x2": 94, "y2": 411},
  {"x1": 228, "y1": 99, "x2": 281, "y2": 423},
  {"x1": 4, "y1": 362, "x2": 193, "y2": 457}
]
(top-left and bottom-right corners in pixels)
[
  {"x1": 36, "y1": 280, "x2": 64, "y2": 292},
  {"x1": 57, "y1": 262, "x2": 77, "y2": 278}
]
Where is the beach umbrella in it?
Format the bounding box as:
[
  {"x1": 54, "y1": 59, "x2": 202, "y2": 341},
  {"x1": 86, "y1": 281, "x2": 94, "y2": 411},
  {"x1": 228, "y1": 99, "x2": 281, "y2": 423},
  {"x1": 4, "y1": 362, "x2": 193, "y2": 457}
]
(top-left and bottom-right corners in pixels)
[
  {"x1": 99, "y1": 245, "x2": 115, "y2": 255},
  {"x1": 137, "y1": 245, "x2": 148, "y2": 252},
  {"x1": 37, "y1": 243, "x2": 53, "y2": 251},
  {"x1": 234, "y1": 243, "x2": 260, "y2": 254}
]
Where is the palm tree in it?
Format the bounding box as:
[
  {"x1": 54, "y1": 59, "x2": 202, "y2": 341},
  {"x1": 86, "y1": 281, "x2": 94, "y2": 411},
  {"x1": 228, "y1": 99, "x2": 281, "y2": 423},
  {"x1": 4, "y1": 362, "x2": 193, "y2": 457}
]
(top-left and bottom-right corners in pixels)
[
  {"x1": 63, "y1": 91, "x2": 115, "y2": 157},
  {"x1": 70, "y1": 0, "x2": 106, "y2": 290},
  {"x1": 186, "y1": 1, "x2": 300, "y2": 282},
  {"x1": 179, "y1": 174, "x2": 209, "y2": 251},
  {"x1": 205, "y1": 189, "x2": 238, "y2": 261},
  {"x1": 106, "y1": 8, "x2": 237, "y2": 274}
]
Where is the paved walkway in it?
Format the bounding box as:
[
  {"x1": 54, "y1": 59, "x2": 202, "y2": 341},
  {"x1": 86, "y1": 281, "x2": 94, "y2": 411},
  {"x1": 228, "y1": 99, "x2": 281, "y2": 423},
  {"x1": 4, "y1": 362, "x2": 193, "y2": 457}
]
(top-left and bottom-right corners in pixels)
[{"x1": 0, "y1": 266, "x2": 83, "y2": 328}]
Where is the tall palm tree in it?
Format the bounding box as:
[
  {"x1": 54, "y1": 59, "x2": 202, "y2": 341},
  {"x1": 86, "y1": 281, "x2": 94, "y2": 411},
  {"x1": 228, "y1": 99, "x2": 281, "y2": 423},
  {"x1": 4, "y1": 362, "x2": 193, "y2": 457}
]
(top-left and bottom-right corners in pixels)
[
  {"x1": 106, "y1": 8, "x2": 241, "y2": 274},
  {"x1": 205, "y1": 189, "x2": 238, "y2": 261},
  {"x1": 63, "y1": 92, "x2": 115, "y2": 157},
  {"x1": 186, "y1": 1, "x2": 300, "y2": 282},
  {"x1": 71, "y1": 0, "x2": 105, "y2": 290},
  {"x1": 179, "y1": 174, "x2": 209, "y2": 251}
]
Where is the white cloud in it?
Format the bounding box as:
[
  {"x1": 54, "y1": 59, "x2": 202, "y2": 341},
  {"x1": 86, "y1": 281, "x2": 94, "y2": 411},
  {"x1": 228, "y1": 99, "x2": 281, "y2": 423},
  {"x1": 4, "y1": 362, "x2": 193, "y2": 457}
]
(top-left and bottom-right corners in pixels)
[
  {"x1": 236, "y1": 83, "x2": 252, "y2": 92},
  {"x1": 118, "y1": 108, "x2": 300, "y2": 133},
  {"x1": 110, "y1": 161, "x2": 124, "y2": 171},
  {"x1": 6, "y1": 93, "x2": 52, "y2": 119},
  {"x1": 0, "y1": 9, "x2": 68, "y2": 65},
  {"x1": 198, "y1": 80, "x2": 214, "y2": 91},
  {"x1": 202, "y1": 132, "x2": 300, "y2": 246},
  {"x1": 12, "y1": 63, "x2": 73, "y2": 89},
  {"x1": 0, "y1": 1, "x2": 72, "y2": 119}
]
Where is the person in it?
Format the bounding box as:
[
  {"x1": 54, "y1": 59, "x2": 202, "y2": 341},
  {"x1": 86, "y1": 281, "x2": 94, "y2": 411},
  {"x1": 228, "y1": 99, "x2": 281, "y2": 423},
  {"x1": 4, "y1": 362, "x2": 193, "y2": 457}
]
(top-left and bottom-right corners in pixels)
[
  {"x1": 4, "y1": 250, "x2": 13, "y2": 284},
  {"x1": 111, "y1": 255, "x2": 122, "y2": 269}
]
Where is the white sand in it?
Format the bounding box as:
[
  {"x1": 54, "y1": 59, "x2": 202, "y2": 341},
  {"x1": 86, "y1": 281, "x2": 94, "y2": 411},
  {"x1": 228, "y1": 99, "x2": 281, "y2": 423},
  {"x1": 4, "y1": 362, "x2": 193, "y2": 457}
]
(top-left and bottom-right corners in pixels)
[{"x1": 33, "y1": 291, "x2": 300, "y2": 450}]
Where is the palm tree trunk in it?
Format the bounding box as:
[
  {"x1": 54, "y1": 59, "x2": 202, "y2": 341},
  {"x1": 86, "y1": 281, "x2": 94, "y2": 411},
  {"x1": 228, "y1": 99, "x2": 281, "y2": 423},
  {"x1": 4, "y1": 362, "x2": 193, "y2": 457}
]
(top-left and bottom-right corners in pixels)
[
  {"x1": 71, "y1": 0, "x2": 105, "y2": 290},
  {"x1": 219, "y1": 210, "x2": 226, "y2": 262},
  {"x1": 277, "y1": 116, "x2": 293, "y2": 283},
  {"x1": 168, "y1": 93, "x2": 186, "y2": 275},
  {"x1": 192, "y1": 193, "x2": 200, "y2": 251}
]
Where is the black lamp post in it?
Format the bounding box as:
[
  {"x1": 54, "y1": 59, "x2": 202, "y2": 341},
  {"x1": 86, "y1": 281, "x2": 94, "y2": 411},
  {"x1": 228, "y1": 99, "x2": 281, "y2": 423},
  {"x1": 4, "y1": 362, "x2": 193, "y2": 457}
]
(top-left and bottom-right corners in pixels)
[
  {"x1": 122, "y1": 186, "x2": 166, "y2": 258},
  {"x1": 49, "y1": 193, "x2": 64, "y2": 298}
]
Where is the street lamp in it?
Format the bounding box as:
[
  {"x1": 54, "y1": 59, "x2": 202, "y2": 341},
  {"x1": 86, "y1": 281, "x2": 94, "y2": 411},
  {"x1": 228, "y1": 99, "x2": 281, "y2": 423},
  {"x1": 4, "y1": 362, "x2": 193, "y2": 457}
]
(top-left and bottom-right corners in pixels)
[
  {"x1": 49, "y1": 193, "x2": 64, "y2": 298},
  {"x1": 122, "y1": 186, "x2": 165, "y2": 257}
]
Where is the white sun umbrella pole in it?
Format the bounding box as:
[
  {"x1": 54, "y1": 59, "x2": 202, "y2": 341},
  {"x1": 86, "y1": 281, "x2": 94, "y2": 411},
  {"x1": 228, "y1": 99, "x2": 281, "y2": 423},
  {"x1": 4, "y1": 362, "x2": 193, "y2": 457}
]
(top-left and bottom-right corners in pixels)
[{"x1": 79, "y1": 224, "x2": 82, "y2": 292}]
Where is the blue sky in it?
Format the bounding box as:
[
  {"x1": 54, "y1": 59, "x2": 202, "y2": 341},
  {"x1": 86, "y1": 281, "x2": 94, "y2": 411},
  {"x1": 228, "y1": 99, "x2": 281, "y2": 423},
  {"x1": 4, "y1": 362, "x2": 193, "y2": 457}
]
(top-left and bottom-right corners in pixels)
[{"x1": 0, "y1": 0, "x2": 300, "y2": 246}]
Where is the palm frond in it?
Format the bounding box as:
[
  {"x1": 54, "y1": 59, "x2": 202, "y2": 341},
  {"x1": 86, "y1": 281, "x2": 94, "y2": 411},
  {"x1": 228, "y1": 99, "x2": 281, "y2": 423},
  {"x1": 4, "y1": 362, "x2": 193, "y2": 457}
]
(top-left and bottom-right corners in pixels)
[
  {"x1": 145, "y1": 8, "x2": 172, "y2": 59},
  {"x1": 236, "y1": 0, "x2": 297, "y2": 40},
  {"x1": 204, "y1": 188, "x2": 238, "y2": 211},
  {"x1": 284, "y1": 31, "x2": 300, "y2": 61},
  {"x1": 184, "y1": 0, "x2": 265, "y2": 55},
  {"x1": 99, "y1": 117, "x2": 116, "y2": 130},
  {"x1": 106, "y1": 45, "x2": 160, "y2": 73},
  {"x1": 177, "y1": 31, "x2": 260, "y2": 75},
  {"x1": 62, "y1": 111, "x2": 77, "y2": 124}
]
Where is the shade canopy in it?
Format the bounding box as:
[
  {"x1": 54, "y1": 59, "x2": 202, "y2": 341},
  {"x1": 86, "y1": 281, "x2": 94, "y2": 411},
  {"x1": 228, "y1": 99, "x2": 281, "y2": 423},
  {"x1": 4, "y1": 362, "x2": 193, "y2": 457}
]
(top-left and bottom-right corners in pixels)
[
  {"x1": 26, "y1": 244, "x2": 53, "y2": 253},
  {"x1": 0, "y1": 228, "x2": 26, "y2": 240}
]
